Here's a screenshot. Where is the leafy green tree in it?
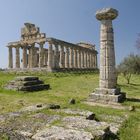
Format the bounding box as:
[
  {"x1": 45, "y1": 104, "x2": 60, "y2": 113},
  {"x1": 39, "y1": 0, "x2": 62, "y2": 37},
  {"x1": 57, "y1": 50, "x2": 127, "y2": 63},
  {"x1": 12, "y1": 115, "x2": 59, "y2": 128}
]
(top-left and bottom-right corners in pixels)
[{"x1": 117, "y1": 54, "x2": 140, "y2": 84}]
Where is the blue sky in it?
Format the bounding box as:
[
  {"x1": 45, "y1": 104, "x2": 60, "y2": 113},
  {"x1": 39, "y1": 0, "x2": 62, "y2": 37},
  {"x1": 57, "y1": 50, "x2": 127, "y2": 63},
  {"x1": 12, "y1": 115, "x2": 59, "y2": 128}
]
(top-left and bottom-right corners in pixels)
[{"x1": 0, "y1": 0, "x2": 140, "y2": 68}]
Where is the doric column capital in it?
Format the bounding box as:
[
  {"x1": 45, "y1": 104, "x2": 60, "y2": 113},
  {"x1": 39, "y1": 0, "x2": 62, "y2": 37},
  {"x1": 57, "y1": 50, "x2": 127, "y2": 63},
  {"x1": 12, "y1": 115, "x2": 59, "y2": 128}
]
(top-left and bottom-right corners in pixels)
[{"x1": 96, "y1": 8, "x2": 118, "y2": 21}]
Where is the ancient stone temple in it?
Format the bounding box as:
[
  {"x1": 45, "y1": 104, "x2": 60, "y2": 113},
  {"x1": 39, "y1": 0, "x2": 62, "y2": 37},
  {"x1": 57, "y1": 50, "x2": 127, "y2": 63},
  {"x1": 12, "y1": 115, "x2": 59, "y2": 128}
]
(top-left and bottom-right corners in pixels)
[
  {"x1": 7, "y1": 23, "x2": 98, "y2": 72},
  {"x1": 89, "y1": 8, "x2": 126, "y2": 103}
]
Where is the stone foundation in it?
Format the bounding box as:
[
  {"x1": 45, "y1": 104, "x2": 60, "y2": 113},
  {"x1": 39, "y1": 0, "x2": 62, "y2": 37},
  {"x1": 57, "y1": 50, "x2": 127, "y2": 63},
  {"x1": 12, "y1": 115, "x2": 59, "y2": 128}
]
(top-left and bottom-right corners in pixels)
[
  {"x1": 88, "y1": 88, "x2": 126, "y2": 103},
  {"x1": 5, "y1": 76, "x2": 50, "y2": 92}
]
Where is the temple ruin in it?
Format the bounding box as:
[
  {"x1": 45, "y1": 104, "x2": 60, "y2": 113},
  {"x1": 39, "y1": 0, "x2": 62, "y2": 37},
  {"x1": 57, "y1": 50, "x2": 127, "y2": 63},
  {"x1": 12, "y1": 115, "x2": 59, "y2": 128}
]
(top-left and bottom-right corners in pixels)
[{"x1": 7, "y1": 23, "x2": 98, "y2": 71}]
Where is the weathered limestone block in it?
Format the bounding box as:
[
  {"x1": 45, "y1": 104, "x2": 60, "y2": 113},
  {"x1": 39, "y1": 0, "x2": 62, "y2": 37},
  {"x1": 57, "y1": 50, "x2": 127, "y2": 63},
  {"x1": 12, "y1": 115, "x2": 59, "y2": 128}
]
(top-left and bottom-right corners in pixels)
[
  {"x1": 5, "y1": 76, "x2": 50, "y2": 92},
  {"x1": 32, "y1": 126, "x2": 93, "y2": 140}
]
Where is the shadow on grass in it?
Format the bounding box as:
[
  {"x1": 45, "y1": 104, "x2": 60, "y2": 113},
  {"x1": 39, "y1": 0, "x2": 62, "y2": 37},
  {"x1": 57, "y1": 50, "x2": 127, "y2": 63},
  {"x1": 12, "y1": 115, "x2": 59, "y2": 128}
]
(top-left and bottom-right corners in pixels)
[
  {"x1": 117, "y1": 83, "x2": 140, "y2": 90},
  {"x1": 126, "y1": 98, "x2": 140, "y2": 103}
]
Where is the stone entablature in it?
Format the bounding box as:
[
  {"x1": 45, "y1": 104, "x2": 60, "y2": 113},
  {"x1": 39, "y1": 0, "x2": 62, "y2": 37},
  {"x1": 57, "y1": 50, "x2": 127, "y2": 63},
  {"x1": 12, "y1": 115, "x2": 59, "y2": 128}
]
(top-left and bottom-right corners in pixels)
[{"x1": 7, "y1": 23, "x2": 98, "y2": 71}]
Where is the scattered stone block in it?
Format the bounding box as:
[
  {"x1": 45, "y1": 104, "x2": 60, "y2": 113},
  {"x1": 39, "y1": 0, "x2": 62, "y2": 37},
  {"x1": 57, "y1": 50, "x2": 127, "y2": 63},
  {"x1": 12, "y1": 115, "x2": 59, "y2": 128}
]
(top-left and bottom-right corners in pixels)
[
  {"x1": 32, "y1": 126, "x2": 94, "y2": 140},
  {"x1": 69, "y1": 98, "x2": 76, "y2": 104},
  {"x1": 47, "y1": 104, "x2": 60, "y2": 109},
  {"x1": 36, "y1": 104, "x2": 42, "y2": 108},
  {"x1": 129, "y1": 106, "x2": 135, "y2": 111},
  {"x1": 86, "y1": 113, "x2": 96, "y2": 120}
]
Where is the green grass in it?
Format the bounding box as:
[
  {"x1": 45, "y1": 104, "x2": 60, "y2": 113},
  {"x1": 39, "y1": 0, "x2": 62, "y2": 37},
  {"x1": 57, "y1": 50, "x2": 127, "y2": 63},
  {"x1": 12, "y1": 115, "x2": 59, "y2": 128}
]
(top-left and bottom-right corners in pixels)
[{"x1": 0, "y1": 71, "x2": 140, "y2": 140}]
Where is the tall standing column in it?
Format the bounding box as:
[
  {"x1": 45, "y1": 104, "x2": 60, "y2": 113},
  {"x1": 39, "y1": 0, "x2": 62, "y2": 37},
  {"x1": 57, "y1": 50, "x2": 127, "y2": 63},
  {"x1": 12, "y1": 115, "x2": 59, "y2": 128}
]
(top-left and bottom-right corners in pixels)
[
  {"x1": 77, "y1": 49, "x2": 81, "y2": 68},
  {"x1": 15, "y1": 47, "x2": 20, "y2": 68},
  {"x1": 48, "y1": 42, "x2": 53, "y2": 71},
  {"x1": 22, "y1": 47, "x2": 27, "y2": 68},
  {"x1": 85, "y1": 51, "x2": 88, "y2": 68},
  {"x1": 87, "y1": 51, "x2": 90, "y2": 68},
  {"x1": 65, "y1": 47, "x2": 69, "y2": 68},
  {"x1": 88, "y1": 8, "x2": 126, "y2": 103},
  {"x1": 81, "y1": 50, "x2": 84, "y2": 68},
  {"x1": 74, "y1": 48, "x2": 77, "y2": 68},
  {"x1": 39, "y1": 43, "x2": 44, "y2": 68},
  {"x1": 69, "y1": 47, "x2": 73, "y2": 68},
  {"x1": 96, "y1": 9, "x2": 117, "y2": 88},
  {"x1": 8, "y1": 46, "x2": 13, "y2": 68},
  {"x1": 29, "y1": 44, "x2": 35, "y2": 68},
  {"x1": 54, "y1": 44, "x2": 59, "y2": 69},
  {"x1": 60, "y1": 45, "x2": 65, "y2": 68},
  {"x1": 44, "y1": 50, "x2": 48, "y2": 66}
]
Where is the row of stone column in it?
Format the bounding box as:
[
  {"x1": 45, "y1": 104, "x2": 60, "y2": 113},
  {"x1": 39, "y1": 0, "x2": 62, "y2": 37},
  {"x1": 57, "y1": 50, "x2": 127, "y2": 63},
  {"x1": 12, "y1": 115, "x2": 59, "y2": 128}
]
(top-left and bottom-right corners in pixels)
[
  {"x1": 8, "y1": 43, "x2": 48, "y2": 69},
  {"x1": 47, "y1": 42, "x2": 97, "y2": 71},
  {"x1": 8, "y1": 42, "x2": 97, "y2": 70}
]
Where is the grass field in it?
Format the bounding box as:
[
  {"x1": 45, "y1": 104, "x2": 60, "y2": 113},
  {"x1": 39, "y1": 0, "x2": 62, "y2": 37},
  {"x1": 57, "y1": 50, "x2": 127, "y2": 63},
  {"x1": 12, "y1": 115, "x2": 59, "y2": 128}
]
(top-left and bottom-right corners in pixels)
[{"x1": 0, "y1": 71, "x2": 140, "y2": 140}]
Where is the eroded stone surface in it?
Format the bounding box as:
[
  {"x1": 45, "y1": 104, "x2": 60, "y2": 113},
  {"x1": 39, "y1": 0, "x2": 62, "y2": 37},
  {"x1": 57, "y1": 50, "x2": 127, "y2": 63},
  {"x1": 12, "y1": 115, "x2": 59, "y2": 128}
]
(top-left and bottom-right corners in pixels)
[
  {"x1": 32, "y1": 126, "x2": 94, "y2": 140},
  {"x1": 89, "y1": 7, "x2": 126, "y2": 103},
  {"x1": 0, "y1": 107, "x2": 126, "y2": 140},
  {"x1": 57, "y1": 108, "x2": 94, "y2": 117},
  {"x1": 5, "y1": 76, "x2": 50, "y2": 92}
]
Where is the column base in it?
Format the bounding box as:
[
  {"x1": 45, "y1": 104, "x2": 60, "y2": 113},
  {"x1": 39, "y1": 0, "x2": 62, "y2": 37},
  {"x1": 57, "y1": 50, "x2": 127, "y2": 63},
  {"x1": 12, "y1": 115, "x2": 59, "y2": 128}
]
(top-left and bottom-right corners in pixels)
[{"x1": 88, "y1": 88, "x2": 126, "y2": 103}]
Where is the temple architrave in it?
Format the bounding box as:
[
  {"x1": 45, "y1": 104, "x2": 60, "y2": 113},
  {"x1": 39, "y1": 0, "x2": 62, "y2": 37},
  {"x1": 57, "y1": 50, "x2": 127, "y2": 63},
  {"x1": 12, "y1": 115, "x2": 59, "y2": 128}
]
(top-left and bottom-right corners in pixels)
[{"x1": 7, "y1": 23, "x2": 98, "y2": 71}]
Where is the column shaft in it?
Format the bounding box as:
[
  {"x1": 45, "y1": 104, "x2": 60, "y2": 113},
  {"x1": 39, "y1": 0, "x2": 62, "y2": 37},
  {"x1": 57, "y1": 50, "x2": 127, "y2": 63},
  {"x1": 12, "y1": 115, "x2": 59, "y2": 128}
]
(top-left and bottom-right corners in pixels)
[
  {"x1": 65, "y1": 47, "x2": 69, "y2": 68},
  {"x1": 8, "y1": 47, "x2": 13, "y2": 68},
  {"x1": 77, "y1": 49, "x2": 81, "y2": 68},
  {"x1": 48, "y1": 43, "x2": 53, "y2": 70},
  {"x1": 69, "y1": 47, "x2": 73, "y2": 68},
  {"x1": 15, "y1": 47, "x2": 20, "y2": 68},
  {"x1": 29, "y1": 45, "x2": 35, "y2": 68},
  {"x1": 81, "y1": 50, "x2": 84, "y2": 68},
  {"x1": 54, "y1": 44, "x2": 59, "y2": 69},
  {"x1": 39, "y1": 43, "x2": 44, "y2": 68},
  {"x1": 22, "y1": 47, "x2": 27, "y2": 68},
  {"x1": 99, "y1": 20, "x2": 116, "y2": 88},
  {"x1": 60, "y1": 45, "x2": 65, "y2": 68},
  {"x1": 74, "y1": 48, "x2": 77, "y2": 68}
]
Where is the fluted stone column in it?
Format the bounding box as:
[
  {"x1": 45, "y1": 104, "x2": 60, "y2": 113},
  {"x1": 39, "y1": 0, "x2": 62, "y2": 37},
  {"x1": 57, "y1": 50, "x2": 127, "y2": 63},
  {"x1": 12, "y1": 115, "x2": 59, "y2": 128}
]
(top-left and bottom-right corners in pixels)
[
  {"x1": 44, "y1": 50, "x2": 48, "y2": 66},
  {"x1": 34, "y1": 48, "x2": 38, "y2": 67},
  {"x1": 48, "y1": 42, "x2": 53, "y2": 71},
  {"x1": 65, "y1": 47, "x2": 69, "y2": 68},
  {"x1": 22, "y1": 47, "x2": 27, "y2": 68},
  {"x1": 74, "y1": 48, "x2": 78, "y2": 68},
  {"x1": 89, "y1": 8, "x2": 126, "y2": 103},
  {"x1": 91, "y1": 53, "x2": 95, "y2": 68},
  {"x1": 29, "y1": 45, "x2": 35, "y2": 68},
  {"x1": 81, "y1": 50, "x2": 84, "y2": 68},
  {"x1": 93, "y1": 54, "x2": 96, "y2": 68},
  {"x1": 15, "y1": 47, "x2": 20, "y2": 68},
  {"x1": 77, "y1": 49, "x2": 81, "y2": 68},
  {"x1": 90, "y1": 53, "x2": 93, "y2": 68},
  {"x1": 54, "y1": 44, "x2": 59, "y2": 69},
  {"x1": 8, "y1": 46, "x2": 13, "y2": 68},
  {"x1": 87, "y1": 51, "x2": 90, "y2": 68},
  {"x1": 69, "y1": 47, "x2": 73, "y2": 68},
  {"x1": 84, "y1": 51, "x2": 88, "y2": 68},
  {"x1": 39, "y1": 43, "x2": 44, "y2": 68},
  {"x1": 60, "y1": 45, "x2": 65, "y2": 68}
]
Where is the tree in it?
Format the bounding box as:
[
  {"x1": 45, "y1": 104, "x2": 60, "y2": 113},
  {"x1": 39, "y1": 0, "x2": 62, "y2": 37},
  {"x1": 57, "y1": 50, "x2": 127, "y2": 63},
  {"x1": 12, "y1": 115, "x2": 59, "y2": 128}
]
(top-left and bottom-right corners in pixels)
[{"x1": 117, "y1": 54, "x2": 140, "y2": 84}]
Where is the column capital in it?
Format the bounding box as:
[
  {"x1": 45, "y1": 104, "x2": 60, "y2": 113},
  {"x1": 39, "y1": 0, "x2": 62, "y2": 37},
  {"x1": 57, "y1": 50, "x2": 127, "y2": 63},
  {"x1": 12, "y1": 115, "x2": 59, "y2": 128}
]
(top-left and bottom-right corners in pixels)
[{"x1": 96, "y1": 8, "x2": 118, "y2": 21}]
